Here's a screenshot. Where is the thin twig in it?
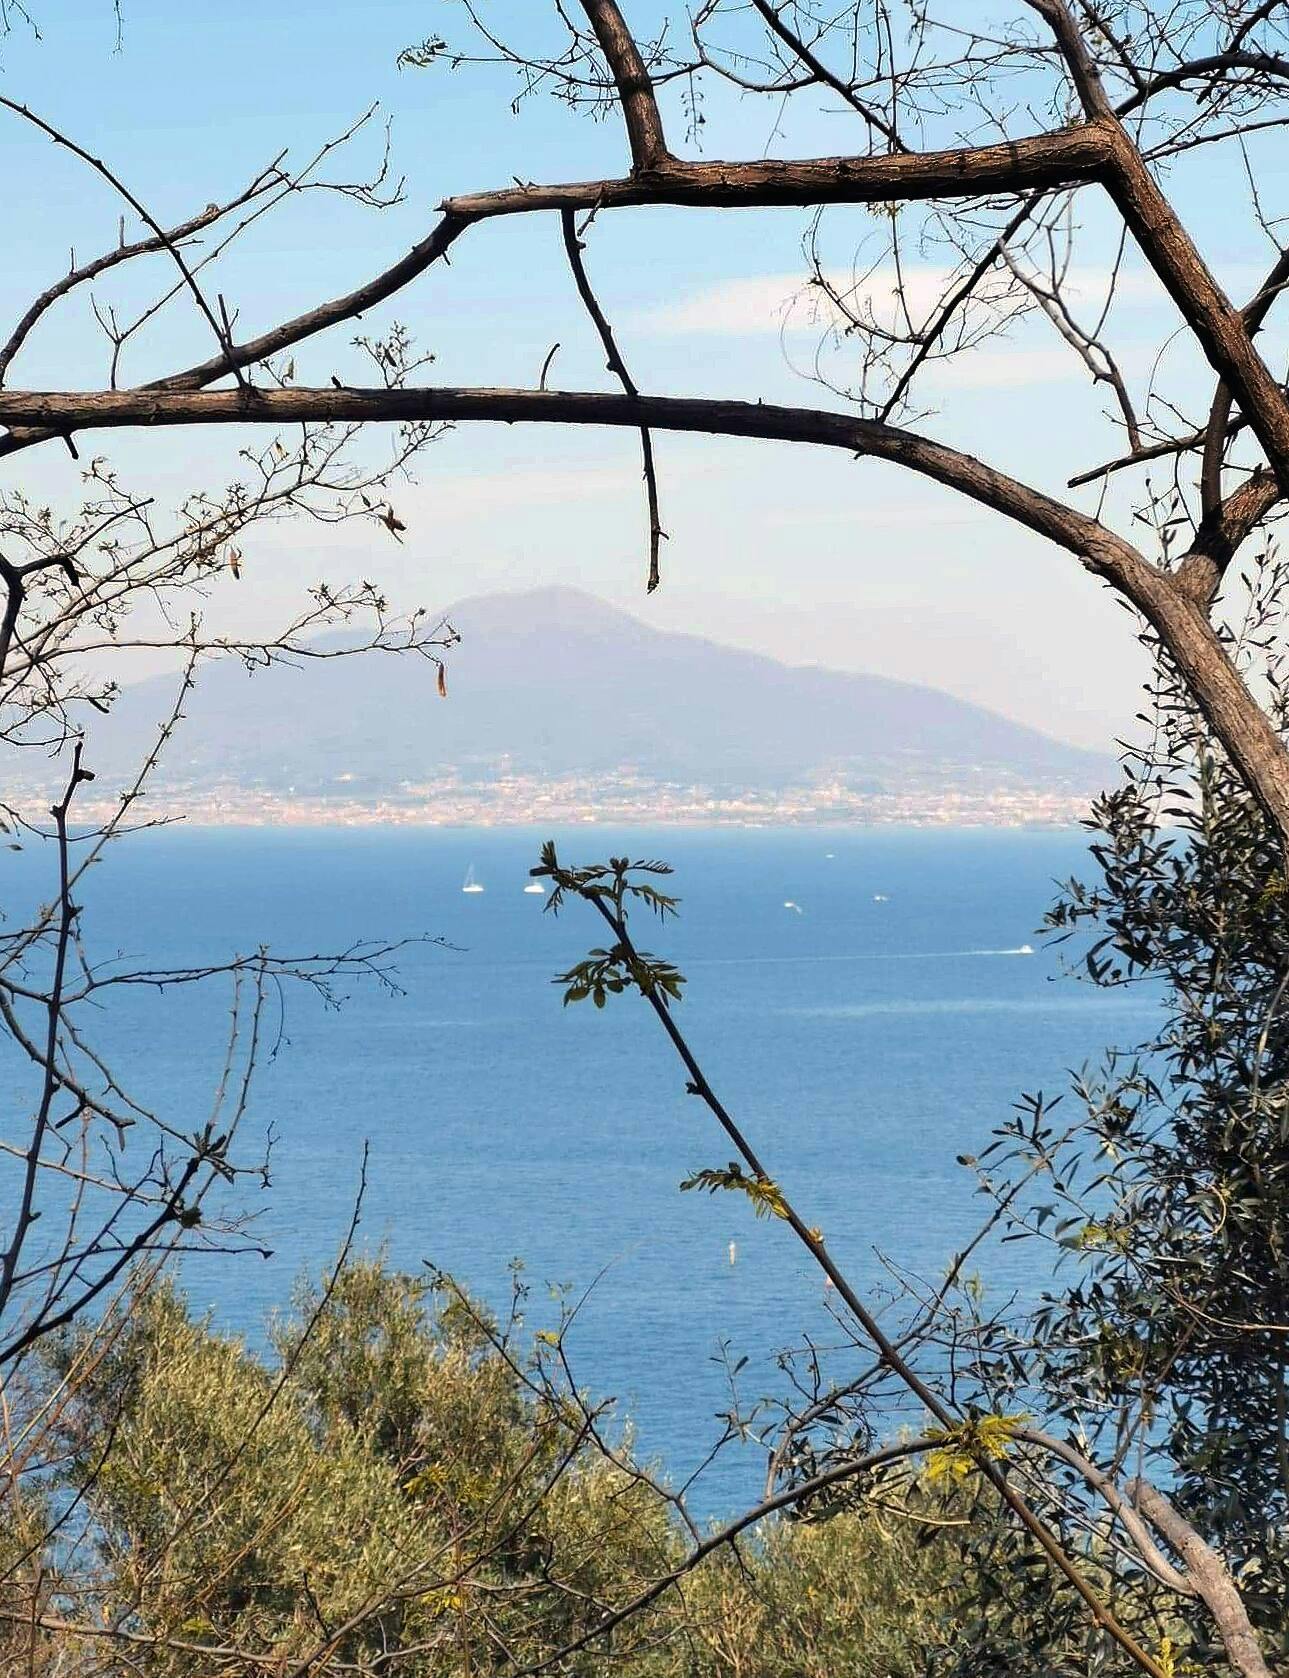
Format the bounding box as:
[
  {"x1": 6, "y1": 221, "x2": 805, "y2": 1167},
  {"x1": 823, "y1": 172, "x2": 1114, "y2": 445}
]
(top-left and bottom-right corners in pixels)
[{"x1": 560, "y1": 208, "x2": 666, "y2": 590}]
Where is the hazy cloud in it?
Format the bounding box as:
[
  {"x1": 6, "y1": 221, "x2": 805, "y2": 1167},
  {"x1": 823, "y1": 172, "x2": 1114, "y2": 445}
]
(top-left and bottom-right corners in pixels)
[{"x1": 630, "y1": 262, "x2": 1183, "y2": 342}]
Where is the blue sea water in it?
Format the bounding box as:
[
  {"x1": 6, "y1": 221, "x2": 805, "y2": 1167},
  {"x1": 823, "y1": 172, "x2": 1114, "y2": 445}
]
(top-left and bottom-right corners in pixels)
[{"x1": 7, "y1": 826, "x2": 1162, "y2": 1515}]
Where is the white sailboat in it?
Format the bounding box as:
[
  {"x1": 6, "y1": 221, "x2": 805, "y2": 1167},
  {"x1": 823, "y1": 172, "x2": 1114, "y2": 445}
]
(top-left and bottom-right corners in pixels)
[{"x1": 462, "y1": 865, "x2": 485, "y2": 895}]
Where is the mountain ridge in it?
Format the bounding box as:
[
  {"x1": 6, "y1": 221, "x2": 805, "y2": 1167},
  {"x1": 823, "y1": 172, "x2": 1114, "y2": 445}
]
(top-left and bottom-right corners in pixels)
[{"x1": 89, "y1": 586, "x2": 1110, "y2": 802}]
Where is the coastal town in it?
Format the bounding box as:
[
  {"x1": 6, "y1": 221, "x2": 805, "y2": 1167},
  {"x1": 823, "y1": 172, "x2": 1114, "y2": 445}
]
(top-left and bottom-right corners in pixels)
[{"x1": 67, "y1": 768, "x2": 1102, "y2": 829}]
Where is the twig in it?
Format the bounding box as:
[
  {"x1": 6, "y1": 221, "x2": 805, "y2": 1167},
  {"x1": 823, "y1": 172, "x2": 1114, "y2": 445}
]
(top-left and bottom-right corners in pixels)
[
  {"x1": 0, "y1": 97, "x2": 251, "y2": 389},
  {"x1": 560, "y1": 208, "x2": 666, "y2": 590}
]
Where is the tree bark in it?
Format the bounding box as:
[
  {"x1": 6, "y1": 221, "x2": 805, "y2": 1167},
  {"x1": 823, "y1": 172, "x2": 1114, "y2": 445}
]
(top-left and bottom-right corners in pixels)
[
  {"x1": 442, "y1": 125, "x2": 1113, "y2": 217},
  {"x1": 1130, "y1": 1479, "x2": 1276, "y2": 1678}
]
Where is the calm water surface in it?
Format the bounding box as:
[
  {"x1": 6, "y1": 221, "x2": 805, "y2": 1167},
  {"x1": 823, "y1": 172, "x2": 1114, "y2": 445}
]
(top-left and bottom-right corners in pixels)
[{"x1": 11, "y1": 826, "x2": 1162, "y2": 1514}]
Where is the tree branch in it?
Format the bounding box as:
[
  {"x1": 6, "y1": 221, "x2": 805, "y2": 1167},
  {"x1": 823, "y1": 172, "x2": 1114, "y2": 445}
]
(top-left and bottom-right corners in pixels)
[
  {"x1": 559, "y1": 209, "x2": 664, "y2": 589},
  {"x1": 0, "y1": 163, "x2": 285, "y2": 385},
  {"x1": 1029, "y1": 2, "x2": 1289, "y2": 493},
  {"x1": 544, "y1": 867, "x2": 1168, "y2": 1678},
  {"x1": 442, "y1": 124, "x2": 1114, "y2": 218},
  {"x1": 0, "y1": 380, "x2": 1141, "y2": 570},
  {"x1": 510, "y1": 1435, "x2": 938, "y2": 1676},
  {"x1": 1014, "y1": 1429, "x2": 1194, "y2": 1597},
  {"x1": 1202, "y1": 245, "x2": 1289, "y2": 511},
  {"x1": 0, "y1": 98, "x2": 252, "y2": 390},
  {"x1": 1102, "y1": 120, "x2": 1289, "y2": 496},
  {"x1": 750, "y1": 0, "x2": 907, "y2": 151},
  {"x1": 1176, "y1": 471, "x2": 1282, "y2": 601},
  {"x1": 0, "y1": 212, "x2": 474, "y2": 461},
  {"x1": 1129, "y1": 1479, "x2": 1276, "y2": 1678},
  {"x1": 1116, "y1": 49, "x2": 1289, "y2": 118},
  {"x1": 577, "y1": 0, "x2": 671, "y2": 168}
]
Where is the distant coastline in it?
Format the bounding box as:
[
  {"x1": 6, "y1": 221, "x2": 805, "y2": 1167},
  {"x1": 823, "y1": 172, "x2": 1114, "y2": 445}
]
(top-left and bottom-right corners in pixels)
[{"x1": 67, "y1": 776, "x2": 1100, "y2": 829}]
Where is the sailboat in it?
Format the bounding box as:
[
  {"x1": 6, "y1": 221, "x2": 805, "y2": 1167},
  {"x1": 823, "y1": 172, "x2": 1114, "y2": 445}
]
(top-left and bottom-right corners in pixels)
[{"x1": 461, "y1": 865, "x2": 485, "y2": 895}]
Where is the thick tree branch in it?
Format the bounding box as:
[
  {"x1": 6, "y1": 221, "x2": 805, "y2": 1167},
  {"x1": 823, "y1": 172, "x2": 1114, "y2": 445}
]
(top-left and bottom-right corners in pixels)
[
  {"x1": 1014, "y1": 1429, "x2": 1194, "y2": 1596},
  {"x1": 442, "y1": 124, "x2": 1114, "y2": 217},
  {"x1": 1027, "y1": 0, "x2": 1117, "y2": 117},
  {"x1": 1176, "y1": 471, "x2": 1282, "y2": 601},
  {"x1": 1130, "y1": 1479, "x2": 1276, "y2": 1678},
  {"x1": 1102, "y1": 122, "x2": 1289, "y2": 496},
  {"x1": 577, "y1": 0, "x2": 671, "y2": 168},
  {"x1": 1031, "y1": 2, "x2": 1289, "y2": 493},
  {"x1": 1202, "y1": 246, "x2": 1289, "y2": 511},
  {"x1": 0, "y1": 383, "x2": 1142, "y2": 573}
]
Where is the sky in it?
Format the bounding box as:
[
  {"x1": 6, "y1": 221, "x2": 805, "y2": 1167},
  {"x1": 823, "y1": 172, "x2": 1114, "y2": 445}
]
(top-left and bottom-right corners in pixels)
[{"x1": 0, "y1": 1, "x2": 1279, "y2": 749}]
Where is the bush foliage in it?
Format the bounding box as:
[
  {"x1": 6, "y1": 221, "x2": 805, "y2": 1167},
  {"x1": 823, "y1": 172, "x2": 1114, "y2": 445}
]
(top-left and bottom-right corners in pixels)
[{"x1": 15, "y1": 1259, "x2": 953, "y2": 1677}]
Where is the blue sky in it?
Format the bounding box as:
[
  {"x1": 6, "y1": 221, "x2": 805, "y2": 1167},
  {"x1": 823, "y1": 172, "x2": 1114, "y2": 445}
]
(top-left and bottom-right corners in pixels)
[{"x1": 0, "y1": 1, "x2": 1276, "y2": 748}]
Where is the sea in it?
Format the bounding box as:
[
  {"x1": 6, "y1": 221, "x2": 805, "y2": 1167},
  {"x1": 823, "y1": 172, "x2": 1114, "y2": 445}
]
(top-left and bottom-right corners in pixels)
[{"x1": 6, "y1": 825, "x2": 1164, "y2": 1516}]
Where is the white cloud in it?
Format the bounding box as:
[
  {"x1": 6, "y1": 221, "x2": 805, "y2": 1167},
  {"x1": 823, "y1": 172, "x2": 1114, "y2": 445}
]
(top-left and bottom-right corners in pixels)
[
  {"x1": 633, "y1": 268, "x2": 953, "y2": 338},
  {"x1": 928, "y1": 344, "x2": 1087, "y2": 390},
  {"x1": 628, "y1": 257, "x2": 1263, "y2": 342},
  {"x1": 628, "y1": 261, "x2": 1193, "y2": 390}
]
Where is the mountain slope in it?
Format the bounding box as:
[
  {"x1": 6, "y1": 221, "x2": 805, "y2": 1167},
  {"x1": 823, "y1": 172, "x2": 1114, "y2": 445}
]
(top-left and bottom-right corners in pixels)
[{"x1": 94, "y1": 587, "x2": 1108, "y2": 796}]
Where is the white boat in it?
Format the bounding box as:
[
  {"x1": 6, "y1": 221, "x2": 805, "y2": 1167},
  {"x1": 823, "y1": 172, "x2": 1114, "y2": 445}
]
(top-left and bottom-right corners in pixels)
[
  {"x1": 462, "y1": 865, "x2": 484, "y2": 895},
  {"x1": 1017, "y1": 943, "x2": 1035, "y2": 955},
  {"x1": 523, "y1": 880, "x2": 545, "y2": 895},
  {"x1": 873, "y1": 893, "x2": 889, "y2": 903}
]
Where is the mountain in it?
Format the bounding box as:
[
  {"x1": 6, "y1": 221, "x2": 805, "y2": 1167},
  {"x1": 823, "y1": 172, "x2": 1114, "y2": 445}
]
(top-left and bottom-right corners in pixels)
[{"x1": 89, "y1": 587, "x2": 1109, "y2": 803}]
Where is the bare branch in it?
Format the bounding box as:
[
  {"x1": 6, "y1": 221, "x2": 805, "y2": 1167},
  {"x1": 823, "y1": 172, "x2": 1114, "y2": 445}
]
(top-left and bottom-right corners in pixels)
[
  {"x1": 577, "y1": 0, "x2": 671, "y2": 168},
  {"x1": 750, "y1": 0, "x2": 907, "y2": 150},
  {"x1": 0, "y1": 97, "x2": 252, "y2": 389},
  {"x1": 0, "y1": 161, "x2": 285, "y2": 384},
  {"x1": 560, "y1": 209, "x2": 665, "y2": 589},
  {"x1": 442, "y1": 124, "x2": 1114, "y2": 218}
]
